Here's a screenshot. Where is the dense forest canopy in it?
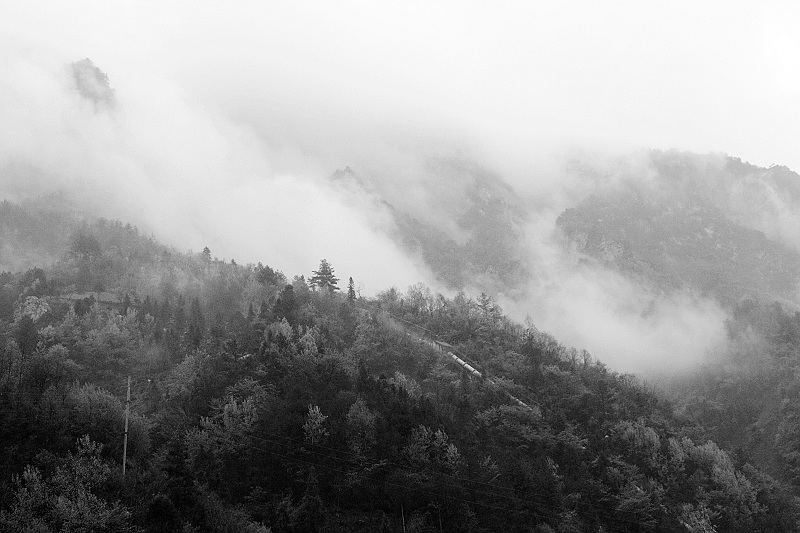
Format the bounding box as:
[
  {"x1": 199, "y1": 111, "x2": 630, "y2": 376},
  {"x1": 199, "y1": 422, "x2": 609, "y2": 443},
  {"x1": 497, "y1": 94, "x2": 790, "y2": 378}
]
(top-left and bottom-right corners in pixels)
[{"x1": 1, "y1": 199, "x2": 800, "y2": 532}]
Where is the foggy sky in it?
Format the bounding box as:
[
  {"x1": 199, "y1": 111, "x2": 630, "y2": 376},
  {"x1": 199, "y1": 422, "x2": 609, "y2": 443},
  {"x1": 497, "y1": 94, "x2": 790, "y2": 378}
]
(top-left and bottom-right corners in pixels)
[
  {"x1": 2, "y1": 1, "x2": 797, "y2": 373},
  {"x1": 5, "y1": 3, "x2": 800, "y2": 172}
]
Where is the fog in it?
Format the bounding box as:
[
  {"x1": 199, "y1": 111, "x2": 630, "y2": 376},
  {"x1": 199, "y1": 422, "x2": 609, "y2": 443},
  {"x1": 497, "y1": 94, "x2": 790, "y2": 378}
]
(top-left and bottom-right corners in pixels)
[
  {"x1": 3, "y1": 1, "x2": 798, "y2": 373},
  {"x1": 498, "y1": 204, "x2": 730, "y2": 375}
]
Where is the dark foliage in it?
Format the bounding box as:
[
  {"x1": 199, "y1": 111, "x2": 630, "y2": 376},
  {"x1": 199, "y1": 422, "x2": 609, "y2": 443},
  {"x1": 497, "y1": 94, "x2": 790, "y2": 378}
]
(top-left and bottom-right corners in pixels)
[{"x1": 0, "y1": 199, "x2": 799, "y2": 532}]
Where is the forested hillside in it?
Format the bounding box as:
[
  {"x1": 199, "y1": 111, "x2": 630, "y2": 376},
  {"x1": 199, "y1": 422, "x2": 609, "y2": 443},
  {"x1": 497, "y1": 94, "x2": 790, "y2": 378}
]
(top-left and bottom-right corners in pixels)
[
  {"x1": 554, "y1": 151, "x2": 800, "y2": 497},
  {"x1": 670, "y1": 300, "x2": 800, "y2": 487},
  {"x1": 1, "y1": 200, "x2": 800, "y2": 532}
]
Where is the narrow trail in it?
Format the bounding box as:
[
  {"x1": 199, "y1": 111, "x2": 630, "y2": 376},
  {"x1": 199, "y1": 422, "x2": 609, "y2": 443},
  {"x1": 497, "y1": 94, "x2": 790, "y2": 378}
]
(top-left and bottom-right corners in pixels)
[{"x1": 357, "y1": 301, "x2": 536, "y2": 412}]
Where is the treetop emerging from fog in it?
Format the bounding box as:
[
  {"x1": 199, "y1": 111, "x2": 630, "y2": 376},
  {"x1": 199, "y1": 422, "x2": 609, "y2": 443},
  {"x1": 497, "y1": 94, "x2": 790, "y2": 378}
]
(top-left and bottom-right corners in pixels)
[
  {"x1": 70, "y1": 58, "x2": 115, "y2": 108},
  {"x1": 309, "y1": 259, "x2": 339, "y2": 292}
]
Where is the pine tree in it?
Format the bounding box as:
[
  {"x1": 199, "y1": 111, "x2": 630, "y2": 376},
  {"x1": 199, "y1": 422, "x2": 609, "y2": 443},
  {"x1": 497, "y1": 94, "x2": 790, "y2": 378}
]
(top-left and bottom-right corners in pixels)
[
  {"x1": 309, "y1": 259, "x2": 339, "y2": 292},
  {"x1": 303, "y1": 405, "x2": 329, "y2": 446},
  {"x1": 347, "y1": 277, "x2": 356, "y2": 302}
]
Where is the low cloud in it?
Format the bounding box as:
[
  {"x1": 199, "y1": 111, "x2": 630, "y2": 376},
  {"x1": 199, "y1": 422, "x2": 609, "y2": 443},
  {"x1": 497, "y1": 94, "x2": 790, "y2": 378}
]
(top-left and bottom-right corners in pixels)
[
  {"x1": 4, "y1": 2, "x2": 796, "y2": 375},
  {"x1": 0, "y1": 46, "x2": 434, "y2": 294},
  {"x1": 457, "y1": 200, "x2": 729, "y2": 376},
  {"x1": 0, "y1": 47, "x2": 734, "y2": 375}
]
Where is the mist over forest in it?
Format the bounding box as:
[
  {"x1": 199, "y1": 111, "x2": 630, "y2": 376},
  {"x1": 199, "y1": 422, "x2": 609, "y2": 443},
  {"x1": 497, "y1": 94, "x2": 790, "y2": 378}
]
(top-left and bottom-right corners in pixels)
[{"x1": 5, "y1": 3, "x2": 800, "y2": 532}]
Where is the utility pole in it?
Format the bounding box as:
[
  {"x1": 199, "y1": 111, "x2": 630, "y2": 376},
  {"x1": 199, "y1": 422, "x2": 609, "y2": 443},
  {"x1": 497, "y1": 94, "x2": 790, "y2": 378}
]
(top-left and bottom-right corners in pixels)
[{"x1": 122, "y1": 375, "x2": 130, "y2": 477}]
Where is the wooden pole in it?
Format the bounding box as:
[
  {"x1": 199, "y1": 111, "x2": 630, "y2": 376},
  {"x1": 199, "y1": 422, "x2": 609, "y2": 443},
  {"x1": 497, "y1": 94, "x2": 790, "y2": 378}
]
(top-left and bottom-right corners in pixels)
[{"x1": 122, "y1": 375, "x2": 130, "y2": 477}]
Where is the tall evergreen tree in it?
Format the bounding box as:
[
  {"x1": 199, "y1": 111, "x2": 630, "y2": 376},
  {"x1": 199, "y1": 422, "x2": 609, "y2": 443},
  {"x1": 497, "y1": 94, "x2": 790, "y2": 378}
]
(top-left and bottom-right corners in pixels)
[
  {"x1": 309, "y1": 259, "x2": 339, "y2": 293},
  {"x1": 347, "y1": 277, "x2": 356, "y2": 302}
]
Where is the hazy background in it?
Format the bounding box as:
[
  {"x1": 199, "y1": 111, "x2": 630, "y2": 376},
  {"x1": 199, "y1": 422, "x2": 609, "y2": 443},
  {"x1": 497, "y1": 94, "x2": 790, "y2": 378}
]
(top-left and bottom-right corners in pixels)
[{"x1": 2, "y1": 1, "x2": 798, "y2": 373}]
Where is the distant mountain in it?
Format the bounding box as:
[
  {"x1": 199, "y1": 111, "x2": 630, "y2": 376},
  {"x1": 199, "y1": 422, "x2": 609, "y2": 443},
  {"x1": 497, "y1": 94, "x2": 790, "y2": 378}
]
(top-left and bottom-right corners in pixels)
[
  {"x1": 331, "y1": 159, "x2": 531, "y2": 297},
  {"x1": 333, "y1": 152, "x2": 800, "y2": 309},
  {"x1": 648, "y1": 152, "x2": 800, "y2": 248},
  {"x1": 557, "y1": 151, "x2": 800, "y2": 308},
  {"x1": 557, "y1": 192, "x2": 800, "y2": 306}
]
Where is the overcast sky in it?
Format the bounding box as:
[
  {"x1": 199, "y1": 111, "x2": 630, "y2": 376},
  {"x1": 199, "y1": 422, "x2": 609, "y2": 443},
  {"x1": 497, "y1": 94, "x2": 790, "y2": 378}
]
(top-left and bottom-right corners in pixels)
[{"x1": 6, "y1": 2, "x2": 800, "y2": 165}]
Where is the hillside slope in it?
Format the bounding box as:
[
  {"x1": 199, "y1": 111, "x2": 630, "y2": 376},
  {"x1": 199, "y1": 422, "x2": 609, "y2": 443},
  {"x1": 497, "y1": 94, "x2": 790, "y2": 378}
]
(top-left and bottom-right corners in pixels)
[{"x1": 1, "y1": 200, "x2": 799, "y2": 531}]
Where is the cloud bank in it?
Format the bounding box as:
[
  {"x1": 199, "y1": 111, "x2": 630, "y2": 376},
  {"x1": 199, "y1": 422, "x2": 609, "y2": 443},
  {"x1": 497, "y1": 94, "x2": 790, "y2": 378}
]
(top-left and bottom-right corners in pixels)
[
  {"x1": 0, "y1": 33, "x2": 437, "y2": 294},
  {"x1": 497, "y1": 205, "x2": 729, "y2": 375},
  {"x1": 3, "y1": 1, "x2": 797, "y2": 374}
]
